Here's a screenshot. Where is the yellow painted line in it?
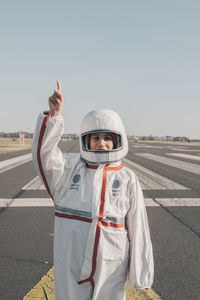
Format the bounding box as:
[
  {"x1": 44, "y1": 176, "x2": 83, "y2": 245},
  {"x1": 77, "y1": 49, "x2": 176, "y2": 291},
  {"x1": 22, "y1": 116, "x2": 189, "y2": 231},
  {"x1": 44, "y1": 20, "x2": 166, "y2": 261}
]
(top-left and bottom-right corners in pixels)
[
  {"x1": 23, "y1": 267, "x2": 54, "y2": 300},
  {"x1": 126, "y1": 283, "x2": 161, "y2": 299},
  {"x1": 23, "y1": 267, "x2": 161, "y2": 300}
]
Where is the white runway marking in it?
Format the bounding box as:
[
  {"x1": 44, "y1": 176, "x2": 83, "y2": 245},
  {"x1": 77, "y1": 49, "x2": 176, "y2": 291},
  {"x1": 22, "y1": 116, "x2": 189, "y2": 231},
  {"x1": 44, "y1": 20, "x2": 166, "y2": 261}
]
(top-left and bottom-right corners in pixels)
[
  {"x1": 23, "y1": 166, "x2": 190, "y2": 191},
  {"x1": 154, "y1": 198, "x2": 200, "y2": 206},
  {"x1": 145, "y1": 198, "x2": 160, "y2": 206},
  {"x1": 0, "y1": 153, "x2": 32, "y2": 174},
  {"x1": 129, "y1": 145, "x2": 141, "y2": 148},
  {"x1": 135, "y1": 153, "x2": 200, "y2": 175},
  {"x1": 0, "y1": 198, "x2": 54, "y2": 207},
  {"x1": 165, "y1": 147, "x2": 200, "y2": 152},
  {"x1": 166, "y1": 153, "x2": 200, "y2": 161},
  {"x1": 130, "y1": 144, "x2": 163, "y2": 149},
  {"x1": 22, "y1": 176, "x2": 45, "y2": 190},
  {"x1": 138, "y1": 145, "x2": 163, "y2": 149},
  {"x1": 123, "y1": 159, "x2": 189, "y2": 190},
  {"x1": 1, "y1": 198, "x2": 200, "y2": 207}
]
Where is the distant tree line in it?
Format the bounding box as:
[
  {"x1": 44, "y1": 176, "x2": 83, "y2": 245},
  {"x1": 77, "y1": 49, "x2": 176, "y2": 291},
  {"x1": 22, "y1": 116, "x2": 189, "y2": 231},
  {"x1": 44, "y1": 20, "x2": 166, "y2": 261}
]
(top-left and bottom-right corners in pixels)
[
  {"x1": 128, "y1": 135, "x2": 200, "y2": 142},
  {"x1": 1, "y1": 132, "x2": 199, "y2": 142},
  {"x1": 0, "y1": 132, "x2": 33, "y2": 138},
  {"x1": 0, "y1": 132, "x2": 79, "y2": 140}
]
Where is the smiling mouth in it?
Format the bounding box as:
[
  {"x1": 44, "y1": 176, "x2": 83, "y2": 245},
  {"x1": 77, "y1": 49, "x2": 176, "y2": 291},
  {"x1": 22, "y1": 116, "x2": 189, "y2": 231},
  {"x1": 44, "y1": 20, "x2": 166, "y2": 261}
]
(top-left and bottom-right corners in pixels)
[{"x1": 94, "y1": 148, "x2": 106, "y2": 151}]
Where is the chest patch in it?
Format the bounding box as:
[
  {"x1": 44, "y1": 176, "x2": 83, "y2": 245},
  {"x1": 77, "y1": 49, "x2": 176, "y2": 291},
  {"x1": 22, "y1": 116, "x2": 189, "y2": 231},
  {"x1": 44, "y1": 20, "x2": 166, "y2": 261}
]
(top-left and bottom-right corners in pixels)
[
  {"x1": 70, "y1": 174, "x2": 81, "y2": 190},
  {"x1": 112, "y1": 179, "x2": 121, "y2": 196}
]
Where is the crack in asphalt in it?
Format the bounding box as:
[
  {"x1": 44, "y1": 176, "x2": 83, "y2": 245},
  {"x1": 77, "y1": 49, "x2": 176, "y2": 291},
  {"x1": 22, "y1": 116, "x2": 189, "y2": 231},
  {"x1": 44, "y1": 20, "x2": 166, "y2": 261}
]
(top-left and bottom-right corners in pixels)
[
  {"x1": 153, "y1": 198, "x2": 200, "y2": 239},
  {"x1": 42, "y1": 286, "x2": 49, "y2": 300}
]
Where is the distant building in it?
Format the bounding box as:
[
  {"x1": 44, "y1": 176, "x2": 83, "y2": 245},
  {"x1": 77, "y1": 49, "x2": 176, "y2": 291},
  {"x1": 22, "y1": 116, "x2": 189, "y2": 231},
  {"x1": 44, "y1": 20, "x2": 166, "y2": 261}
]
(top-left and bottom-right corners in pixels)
[
  {"x1": 165, "y1": 136, "x2": 173, "y2": 141},
  {"x1": 62, "y1": 134, "x2": 79, "y2": 141},
  {"x1": 173, "y1": 136, "x2": 191, "y2": 142},
  {"x1": 128, "y1": 135, "x2": 138, "y2": 142},
  {"x1": 1, "y1": 132, "x2": 198, "y2": 142}
]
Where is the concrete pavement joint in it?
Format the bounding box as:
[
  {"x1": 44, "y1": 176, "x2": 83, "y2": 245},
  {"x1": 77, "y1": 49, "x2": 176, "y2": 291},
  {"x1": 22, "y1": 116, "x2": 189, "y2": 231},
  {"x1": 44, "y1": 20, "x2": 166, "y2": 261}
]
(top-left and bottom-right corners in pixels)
[
  {"x1": 42, "y1": 287, "x2": 48, "y2": 300},
  {"x1": 0, "y1": 198, "x2": 14, "y2": 216}
]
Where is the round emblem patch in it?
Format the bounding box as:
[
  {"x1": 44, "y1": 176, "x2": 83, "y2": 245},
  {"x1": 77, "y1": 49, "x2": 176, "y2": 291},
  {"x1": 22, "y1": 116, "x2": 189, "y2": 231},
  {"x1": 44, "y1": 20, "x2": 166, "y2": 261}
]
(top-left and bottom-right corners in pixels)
[{"x1": 72, "y1": 174, "x2": 81, "y2": 183}]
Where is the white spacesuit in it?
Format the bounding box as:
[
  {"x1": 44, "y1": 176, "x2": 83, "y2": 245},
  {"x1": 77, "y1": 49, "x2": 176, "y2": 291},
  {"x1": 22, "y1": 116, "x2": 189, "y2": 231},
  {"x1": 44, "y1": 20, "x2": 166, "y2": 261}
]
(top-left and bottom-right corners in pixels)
[{"x1": 32, "y1": 109, "x2": 154, "y2": 300}]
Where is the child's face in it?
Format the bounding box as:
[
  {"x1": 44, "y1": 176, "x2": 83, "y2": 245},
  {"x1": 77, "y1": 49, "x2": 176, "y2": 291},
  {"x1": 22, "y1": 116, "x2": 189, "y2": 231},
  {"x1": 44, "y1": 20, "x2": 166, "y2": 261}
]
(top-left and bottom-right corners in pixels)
[{"x1": 90, "y1": 132, "x2": 114, "y2": 151}]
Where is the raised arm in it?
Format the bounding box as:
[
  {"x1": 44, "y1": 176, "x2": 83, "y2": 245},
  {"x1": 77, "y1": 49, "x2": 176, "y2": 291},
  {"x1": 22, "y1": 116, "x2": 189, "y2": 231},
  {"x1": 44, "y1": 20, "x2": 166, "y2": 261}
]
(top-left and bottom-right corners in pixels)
[{"x1": 32, "y1": 81, "x2": 65, "y2": 199}]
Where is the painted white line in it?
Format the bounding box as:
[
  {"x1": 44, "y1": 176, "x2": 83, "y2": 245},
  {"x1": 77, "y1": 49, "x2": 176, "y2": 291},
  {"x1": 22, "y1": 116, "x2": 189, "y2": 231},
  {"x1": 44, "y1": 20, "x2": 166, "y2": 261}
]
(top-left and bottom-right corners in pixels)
[
  {"x1": 139, "y1": 145, "x2": 163, "y2": 149},
  {"x1": 130, "y1": 144, "x2": 163, "y2": 149},
  {"x1": 135, "y1": 153, "x2": 200, "y2": 175},
  {"x1": 165, "y1": 147, "x2": 200, "y2": 152},
  {"x1": 155, "y1": 198, "x2": 200, "y2": 207},
  {"x1": 0, "y1": 153, "x2": 32, "y2": 174},
  {"x1": 1, "y1": 198, "x2": 200, "y2": 207},
  {"x1": 144, "y1": 198, "x2": 160, "y2": 207},
  {"x1": 166, "y1": 153, "x2": 200, "y2": 161},
  {"x1": 129, "y1": 144, "x2": 141, "y2": 148},
  {"x1": 123, "y1": 159, "x2": 189, "y2": 190},
  {"x1": 0, "y1": 199, "x2": 13, "y2": 207},
  {"x1": 0, "y1": 198, "x2": 54, "y2": 207},
  {"x1": 22, "y1": 176, "x2": 45, "y2": 190}
]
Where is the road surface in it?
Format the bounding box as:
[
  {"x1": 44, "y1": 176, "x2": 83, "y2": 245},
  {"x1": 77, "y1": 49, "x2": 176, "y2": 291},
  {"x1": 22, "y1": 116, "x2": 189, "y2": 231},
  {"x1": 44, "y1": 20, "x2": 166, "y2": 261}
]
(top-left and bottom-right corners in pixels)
[{"x1": 0, "y1": 141, "x2": 200, "y2": 300}]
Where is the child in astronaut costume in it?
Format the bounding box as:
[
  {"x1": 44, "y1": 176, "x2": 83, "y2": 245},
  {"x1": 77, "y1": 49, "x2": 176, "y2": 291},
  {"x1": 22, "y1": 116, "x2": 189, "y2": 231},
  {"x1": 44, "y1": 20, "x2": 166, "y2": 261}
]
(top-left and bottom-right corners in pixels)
[{"x1": 32, "y1": 81, "x2": 154, "y2": 300}]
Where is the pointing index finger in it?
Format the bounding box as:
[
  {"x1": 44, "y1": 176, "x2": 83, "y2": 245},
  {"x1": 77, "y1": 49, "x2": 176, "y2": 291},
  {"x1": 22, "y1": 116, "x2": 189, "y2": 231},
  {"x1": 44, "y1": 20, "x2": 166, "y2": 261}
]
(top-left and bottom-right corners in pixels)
[{"x1": 57, "y1": 80, "x2": 62, "y2": 91}]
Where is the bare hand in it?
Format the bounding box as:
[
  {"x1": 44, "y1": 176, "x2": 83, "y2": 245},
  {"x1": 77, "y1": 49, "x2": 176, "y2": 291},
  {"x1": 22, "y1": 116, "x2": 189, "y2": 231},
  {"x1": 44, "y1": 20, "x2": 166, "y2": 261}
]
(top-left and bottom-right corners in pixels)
[{"x1": 48, "y1": 80, "x2": 64, "y2": 116}]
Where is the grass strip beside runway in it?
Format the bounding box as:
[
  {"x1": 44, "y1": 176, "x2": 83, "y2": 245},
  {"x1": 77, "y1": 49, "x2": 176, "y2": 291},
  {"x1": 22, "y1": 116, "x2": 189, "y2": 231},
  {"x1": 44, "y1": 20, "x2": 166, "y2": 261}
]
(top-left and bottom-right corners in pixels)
[
  {"x1": 23, "y1": 267, "x2": 161, "y2": 300},
  {"x1": 0, "y1": 137, "x2": 32, "y2": 154}
]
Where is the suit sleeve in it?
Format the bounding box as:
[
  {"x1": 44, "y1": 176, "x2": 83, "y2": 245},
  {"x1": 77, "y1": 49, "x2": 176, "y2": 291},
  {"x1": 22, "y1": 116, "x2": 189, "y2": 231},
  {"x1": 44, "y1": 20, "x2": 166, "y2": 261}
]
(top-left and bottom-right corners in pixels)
[
  {"x1": 32, "y1": 112, "x2": 65, "y2": 199},
  {"x1": 126, "y1": 174, "x2": 154, "y2": 289}
]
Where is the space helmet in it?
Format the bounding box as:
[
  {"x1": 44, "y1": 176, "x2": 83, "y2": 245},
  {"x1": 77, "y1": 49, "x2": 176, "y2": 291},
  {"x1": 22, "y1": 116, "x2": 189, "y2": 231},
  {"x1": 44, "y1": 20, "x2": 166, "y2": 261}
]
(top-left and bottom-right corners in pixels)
[{"x1": 80, "y1": 109, "x2": 128, "y2": 164}]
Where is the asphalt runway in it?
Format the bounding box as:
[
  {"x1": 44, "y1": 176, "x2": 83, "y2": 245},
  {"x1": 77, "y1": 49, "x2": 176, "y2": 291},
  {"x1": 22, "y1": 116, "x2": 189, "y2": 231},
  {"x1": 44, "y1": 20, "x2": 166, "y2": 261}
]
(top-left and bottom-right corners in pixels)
[{"x1": 0, "y1": 141, "x2": 200, "y2": 300}]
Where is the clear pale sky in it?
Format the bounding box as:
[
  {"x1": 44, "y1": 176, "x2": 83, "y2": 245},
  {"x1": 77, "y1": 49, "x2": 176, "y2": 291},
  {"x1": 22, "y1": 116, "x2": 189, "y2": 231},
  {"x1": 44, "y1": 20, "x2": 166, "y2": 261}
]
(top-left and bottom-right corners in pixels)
[{"x1": 0, "y1": 0, "x2": 199, "y2": 139}]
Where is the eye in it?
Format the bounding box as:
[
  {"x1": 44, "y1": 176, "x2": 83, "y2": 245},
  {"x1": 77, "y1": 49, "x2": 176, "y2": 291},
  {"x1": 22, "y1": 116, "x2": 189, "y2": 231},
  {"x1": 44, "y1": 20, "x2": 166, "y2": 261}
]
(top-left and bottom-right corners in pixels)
[
  {"x1": 104, "y1": 135, "x2": 112, "y2": 141},
  {"x1": 92, "y1": 136, "x2": 99, "y2": 141}
]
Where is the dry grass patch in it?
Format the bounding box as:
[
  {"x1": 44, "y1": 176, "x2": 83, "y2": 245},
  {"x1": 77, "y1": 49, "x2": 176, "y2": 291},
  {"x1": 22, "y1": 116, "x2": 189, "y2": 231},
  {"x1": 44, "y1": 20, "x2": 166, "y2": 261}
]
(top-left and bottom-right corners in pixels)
[{"x1": 0, "y1": 137, "x2": 32, "y2": 154}]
